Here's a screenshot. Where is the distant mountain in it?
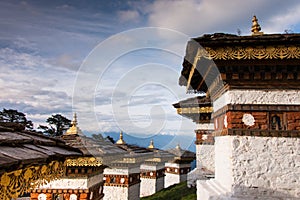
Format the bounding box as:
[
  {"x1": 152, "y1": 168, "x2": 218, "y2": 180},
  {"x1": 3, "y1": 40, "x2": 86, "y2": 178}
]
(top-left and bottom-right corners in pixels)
[{"x1": 101, "y1": 132, "x2": 196, "y2": 153}]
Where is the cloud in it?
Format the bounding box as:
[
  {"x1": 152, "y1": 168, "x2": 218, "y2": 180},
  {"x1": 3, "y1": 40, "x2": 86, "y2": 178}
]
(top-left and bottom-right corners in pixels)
[
  {"x1": 263, "y1": 3, "x2": 300, "y2": 33},
  {"x1": 118, "y1": 10, "x2": 140, "y2": 23},
  {"x1": 146, "y1": 0, "x2": 300, "y2": 36},
  {"x1": 48, "y1": 54, "x2": 81, "y2": 71}
]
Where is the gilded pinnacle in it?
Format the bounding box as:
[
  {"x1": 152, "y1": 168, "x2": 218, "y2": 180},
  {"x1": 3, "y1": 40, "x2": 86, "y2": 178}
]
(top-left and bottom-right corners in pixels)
[
  {"x1": 116, "y1": 131, "x2": 126, "y2": 144},
  {"x1": 251, "y1": 15, "x2": 263, "y2": 36},
  {"x1": 65, "y1": 112, "x2": 83, "y2": 135},
  {"x1": 148, "y1": 139, "x2": 155, "y2": 149}
]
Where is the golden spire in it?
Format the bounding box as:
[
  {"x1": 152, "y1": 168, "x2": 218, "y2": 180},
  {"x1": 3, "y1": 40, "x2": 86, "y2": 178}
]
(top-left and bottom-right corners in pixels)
[
  {"x1": 148, "y1": 139, "x2": 155, "y2": 149},
  {"x1": 116, "y1": 131, "x2": 126, "y2": 145},
  {"x1": 251, "y1": 15, "x2": 263, "y2": 36},
  {"x1": 176, "y1": 143, "x2": 181, "y2": 149},
  {"x1": 71, "y1": 113, "x2": 77, "y2": 126},
  {"x1": 65, "y1": 113, "x2": 83, "y2": 135}
]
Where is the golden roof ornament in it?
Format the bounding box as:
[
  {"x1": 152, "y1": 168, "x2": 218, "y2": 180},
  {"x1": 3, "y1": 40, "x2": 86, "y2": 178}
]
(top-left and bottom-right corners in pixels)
[
  {"x1": 176, "y1": 143, "x2": 181, "y2": 149},
  {"x1": 65, "y1": 113, "x2": 83, "y2": 135},
  {"x1": 251, "y1": 15, "x2": 264, "y2": 36},
  {"x1": 148, "y1": 140, "x2": 155, "y2": 149},
  {"x1": 116, "y1": 131, "x2": 126, "y2": 145}
]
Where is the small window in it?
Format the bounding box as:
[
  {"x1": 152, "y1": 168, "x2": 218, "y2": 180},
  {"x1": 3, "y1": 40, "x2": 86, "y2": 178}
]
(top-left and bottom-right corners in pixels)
[
  {"x1": 270, "y1": 113, "x2": 283, "y2": 130},
  {"x1": 110, "y1": 177, "x2": 116, "y2": 183}
]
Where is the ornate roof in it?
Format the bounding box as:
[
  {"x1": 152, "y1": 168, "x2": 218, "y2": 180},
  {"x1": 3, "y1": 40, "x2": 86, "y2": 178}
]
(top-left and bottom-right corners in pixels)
[
  {"x1": 179, "y1": 17, "x2": 300, "y2": 94},
  {"x1": 179, "y1": 33, "x2": 300, "y2": 94},
  {"x1": 173, "y1": 96, "x2": 212, "y2": 123},
  {"x1": 167, "y1": 144, "x2": 196, "y2": 163},
  {"x1": 0, "y1": 124, "x2": 81, "y2": 175},
  {"x1": 0, "y1": 123, "x2": 82, "y2": 199}
]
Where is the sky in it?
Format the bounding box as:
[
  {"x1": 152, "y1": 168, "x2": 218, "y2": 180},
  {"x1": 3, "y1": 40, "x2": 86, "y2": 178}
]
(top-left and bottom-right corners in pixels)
[{"x1": 1, "y1": 0, "x2": 300, "y2": 147}]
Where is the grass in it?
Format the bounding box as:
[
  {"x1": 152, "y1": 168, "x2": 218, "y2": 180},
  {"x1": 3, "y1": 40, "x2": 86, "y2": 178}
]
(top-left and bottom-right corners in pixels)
[{"x1": 141, "y1": 181, "x2": 196, "y2": 200}]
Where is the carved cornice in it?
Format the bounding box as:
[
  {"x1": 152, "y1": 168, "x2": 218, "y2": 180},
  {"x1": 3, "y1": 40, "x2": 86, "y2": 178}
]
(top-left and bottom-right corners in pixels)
[
  {"x1": 0, "y1": 161, "x2": 65, "y2": 199},
  {"x1": 214, "y1": 129, "x2": 300, "y2": 137},
  {"x1": 66, "y1": 157, "x2": 103, "y2": 167},
  {"x1": 177, "y1": 107, "x2": 213, "y2": 114},
  {"x1": 198, "y1": 46, "x2": 300, "y2": 60}
]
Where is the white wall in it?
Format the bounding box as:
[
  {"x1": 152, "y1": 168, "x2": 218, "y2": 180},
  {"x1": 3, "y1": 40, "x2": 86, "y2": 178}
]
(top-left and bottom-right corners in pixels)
[
  {"x1": 37, "y1": 174, "x2": 103, "y2": 190},
  {"x1": 213, "y1": 89, "x2": 300, "y2": 112},
  {"x1": 164, "y1": 173, "x2": 180, "y2": 188},
  {"x1": 214, "y1": 136, "x2": 300, "y2": 198},
  {"x1": 196, "y1": 144, "x2": 214, "y2": 172},
  {"x1": 104, "y1": 184, "x2": 140, "y2": 200}
]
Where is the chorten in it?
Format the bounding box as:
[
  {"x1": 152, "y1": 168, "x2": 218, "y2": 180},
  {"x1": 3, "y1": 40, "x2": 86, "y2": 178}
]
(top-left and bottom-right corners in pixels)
[{"x1": 178, "y1": 16, "x2": 300, "y2": 199}]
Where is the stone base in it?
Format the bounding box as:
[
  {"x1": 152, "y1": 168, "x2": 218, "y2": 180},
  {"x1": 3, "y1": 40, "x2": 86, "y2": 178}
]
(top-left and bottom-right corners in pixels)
[
  {"x1": 140, "y1": 177, "x2": 164, "y2": 197},
  {"x1": 197, "y1": 136, "x2": 300, "y2": 200},
  {"x1": 187, "y1": 168, "x2": 213, "y2": 188},
  {"x1": 197, "y1": 179, "x2": 299, "y2": 200},
  {"x1": 103, "y1": 183, "x2": 140, "y2": 200}
]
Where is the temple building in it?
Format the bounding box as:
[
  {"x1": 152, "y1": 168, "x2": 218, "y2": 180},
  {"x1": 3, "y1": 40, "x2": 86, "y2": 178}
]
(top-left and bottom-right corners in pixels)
[
  {"x1": 0, "y1": 113, "x2": 196, "y2": 200},
  {"x1": 102, "y1": 132, "x2": 154, "y2": 200},
  {"x1": 176, "y1": 16, "x2": 300, "y2": 199},
  {"x1": 173, "y1": 96, "x2": 215, "y2": 187},
  {"x1": 140, "y1": 141, "x2": 174, "y2": 197},
  {"x1": 164, "y1": 144, "x2": 196, "y2": 188},
  {"x1": 32, "y1": 114, "x2": 127, "y2": 200},
  {"x1": 0, "y1": 123, "x2": 81, "y2": 200}
]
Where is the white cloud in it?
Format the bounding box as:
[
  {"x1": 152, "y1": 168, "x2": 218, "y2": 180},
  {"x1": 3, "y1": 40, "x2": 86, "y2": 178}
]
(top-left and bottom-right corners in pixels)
[
  {"x1": 263, "y1": 4, "x2": 300, "y2": 33},
  {"x1": 118, "y1": 10, "x2": 140, "y2": 23},
  {"x1": 146, "y1": 0, "x2": 300, "y2": 36}
]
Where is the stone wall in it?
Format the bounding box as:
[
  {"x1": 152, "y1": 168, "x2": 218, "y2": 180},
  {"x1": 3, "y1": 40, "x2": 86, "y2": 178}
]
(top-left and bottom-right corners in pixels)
[
  {"x1": 140, "y1": 177, "x2": 164, "y2": 197},
  {"x1": 214, "y1": 136, "x2": 300, "y2": 199},
  {"x1": 103, "y1": 183, "x2": 140, "y2": 200},
  {"x1": 196, "y1": 144, "x2": 214, "y2": 172},
  {"x1": 164, "y1": 173, "x2": 180, "y2": 188}
]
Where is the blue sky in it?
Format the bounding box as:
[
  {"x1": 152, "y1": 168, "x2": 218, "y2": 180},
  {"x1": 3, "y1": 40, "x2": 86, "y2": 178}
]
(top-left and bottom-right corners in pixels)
[{"x1": 1, "y1": 0, "x2": 300, "y2": 146}]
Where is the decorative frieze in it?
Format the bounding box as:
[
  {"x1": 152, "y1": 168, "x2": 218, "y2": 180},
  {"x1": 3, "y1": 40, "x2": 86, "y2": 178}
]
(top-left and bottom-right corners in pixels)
[
  {"x1": 165, "y1": 167, "x2": 190, "y2": 175},
  {"x1": 66, "y1": 157, "x2": 103, "y2": 167},
  {"x1": 199, "y1": 45, "x2": 300, "y2": 60},
  {"x1": 0, "y1": 161, "x2": 65, "y2": 199},
  {"x1": 103, "y1": 173, "x2": 140, "y2": 187},
  {"x1": 213, "y1": 89, "x2": 300, "y2": 113},
  {"x1": 140, "y1": 169, "x2": 165, "y2": 179}
]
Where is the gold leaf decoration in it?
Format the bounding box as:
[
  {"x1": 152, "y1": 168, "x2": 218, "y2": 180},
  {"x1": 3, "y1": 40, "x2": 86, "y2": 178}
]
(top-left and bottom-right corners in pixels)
[
  {"x1": 66, "y1": 157, "x2": 103, "y2": 167},
  {"x1": 0, "y1": 161, "x2": 65, "y2": 199},
  {"x1": 203, "y1": 46, "x2": 300, "y2": 60}
]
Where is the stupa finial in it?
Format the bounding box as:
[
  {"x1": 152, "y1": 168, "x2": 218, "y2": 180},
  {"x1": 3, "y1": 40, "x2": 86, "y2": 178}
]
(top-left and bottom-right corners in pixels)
[
  {"x1": 71, "y1": 113, "x2": 77, "y2": 126},
  {"x1": 116, "y1": 131, "x2": 126, "y2": 145},
  {"x1": 148, "y1": 140, "x2": 155, "y2": 149},
  {"x1": 65, "y1": 112, "x2": 82, "y2": 135},
  {"x1": 251, "y1": 15, "x2": 263, "y2": 36}
]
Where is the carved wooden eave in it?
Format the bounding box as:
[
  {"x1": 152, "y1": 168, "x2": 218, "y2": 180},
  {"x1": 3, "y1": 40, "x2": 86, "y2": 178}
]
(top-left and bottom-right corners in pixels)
[
  {"x1": 179, "y1": 33, "x2": 300, "y2": 95},
  {"x1": 173, "y1": 96, "x2": 213, "y2": 123},
  {"x1": 66, "y1": 157, "x2": 103, "y2": 167}
]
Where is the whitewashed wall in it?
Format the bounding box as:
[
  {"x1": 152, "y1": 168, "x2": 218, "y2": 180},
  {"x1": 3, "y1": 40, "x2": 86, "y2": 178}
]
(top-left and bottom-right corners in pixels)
[
  {"x1": 198, "y1": 136, "x2": 300, "y2": 199},
  {"x1": 103, "y1": 184, "x2": 140, "y2": 200},
  {"x1": 196, "y1": 144, "x2": 214, "y2": 172},
  {"x1": 38, "y1": 174, "x2": 103, "y2": 190}
]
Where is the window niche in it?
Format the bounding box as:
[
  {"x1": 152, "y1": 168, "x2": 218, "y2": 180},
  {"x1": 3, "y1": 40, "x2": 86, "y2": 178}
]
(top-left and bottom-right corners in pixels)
[{"x1": 269, "y1": 113, "x2": 286, "y2": 130}]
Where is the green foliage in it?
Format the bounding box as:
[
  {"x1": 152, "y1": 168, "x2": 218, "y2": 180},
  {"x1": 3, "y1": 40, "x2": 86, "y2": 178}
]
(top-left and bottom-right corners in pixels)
[
  {"x1": 38, "y1": 114, "x2": 71, "y2": 136},
  {"x1": 0, "y1": 108, "x2": 33, "y2": 130},
  {"x1": 141, "y1": 181, "x2": 196, "y2": 200}
]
